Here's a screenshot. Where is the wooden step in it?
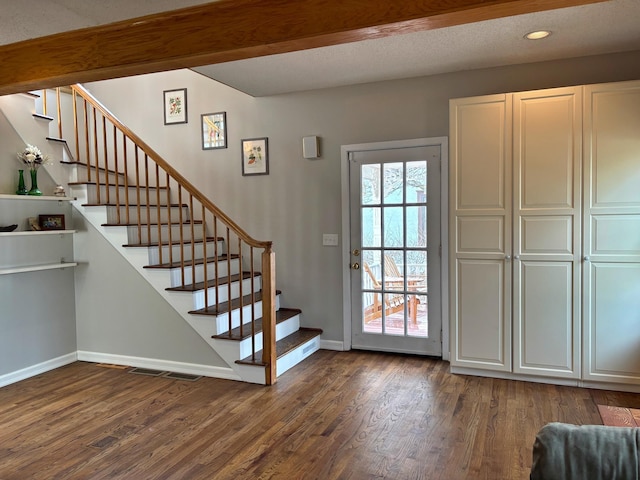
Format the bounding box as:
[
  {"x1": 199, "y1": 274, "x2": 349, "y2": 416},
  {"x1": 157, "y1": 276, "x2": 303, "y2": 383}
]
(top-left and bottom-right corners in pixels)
[
  {"x1": 102, "y1": 220, "x2": 203, "y2": 227},
  {"x1": 68, "y1": 181, "x2": 168, "y2": 189},
  {"x1": 143, "y1": 253, "x2": 239, "y2": 270},
  {"x1": 236, "y1": 328, "x2": 323, "y2": 366},
  {"x1": 189, "y1": 289, "x2": 281, "y2": 316},
  {"x1": 166, "y1": 271, "x2": 259, "y2": 293},
  {"x1": 83, "y1": 202, "x2": 186, "y2": 208},
  {"x1": 213, "y1": 308, "x2": 301, "y2": 341},
  {"x1": 122, "y1": 235, "x2": 222, "y2": 248}
]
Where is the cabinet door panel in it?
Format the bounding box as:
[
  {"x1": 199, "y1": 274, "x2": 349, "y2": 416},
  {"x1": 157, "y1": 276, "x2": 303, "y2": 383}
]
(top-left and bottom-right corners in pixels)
[
  {"x1": 457, "y1": 216, "x2": 504, "y2": 254},
  {"x1": 450, "y1": 95, "x2": 511, "y2": 371},
  {"x1": 518, "y1": 95, "x2": 576, "y2": 209},
  {"x1": 584, "y1": 264, "x2": 640, "y2": 380},
  {"x1": 453, "y1": 97, "x2": 509, "y2": 211},
  {"x1": 513, "y1": 87, "x2": 582, "y2": 379},
  {"x1": 591, "y1": 215, "x2": 640, "y2": 255},
  {"x1": 514, "y1": 261, "x2": 577, "y2": 376},
  {"x1": 584, "y1": 81, "x2": 640, "y2": 383},
  {"x1": 454, "y1": 259, "x2": 510, "y2": 370},
  {"x1": 521, "y1": 216, "x2": 573, "y2": 255}
]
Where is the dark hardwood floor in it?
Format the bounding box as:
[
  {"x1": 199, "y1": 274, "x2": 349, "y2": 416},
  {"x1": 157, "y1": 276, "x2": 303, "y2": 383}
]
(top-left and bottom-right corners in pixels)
[{"x1": 1, "y1": 351, "x2": 639, "y2": 479}]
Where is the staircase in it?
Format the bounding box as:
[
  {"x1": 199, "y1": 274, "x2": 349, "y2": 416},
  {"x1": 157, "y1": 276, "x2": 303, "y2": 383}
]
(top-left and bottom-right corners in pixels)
[{"x1": 2, "y1": 86, "x2": 321, "y2": 385}]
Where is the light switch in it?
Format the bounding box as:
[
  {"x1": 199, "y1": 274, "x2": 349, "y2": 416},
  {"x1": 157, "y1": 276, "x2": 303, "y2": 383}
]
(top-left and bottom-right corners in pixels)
[{"x1": 323, "y1": 234, "x2": 339, "y2": 246}]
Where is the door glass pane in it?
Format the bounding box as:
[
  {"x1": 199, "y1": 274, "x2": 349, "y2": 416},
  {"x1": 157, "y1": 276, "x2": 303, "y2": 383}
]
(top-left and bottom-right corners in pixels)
[
  {"x1": 383, "y1": 293, "x2": 405, "y2": 336},
  {"x1": 407, "y1": 161, "x2": 427, "y2": 199},
  {"x1": 383, "y1": 207, "x2": 403, "y2": 247},
  {"x1": 408, "y1": 294, "x2": 428, "y2": 338},
  {"x1": 406, "y1": 206, "x2": 426, "y2": 247},
  {"x1": 383, "y1": 162, "x2": 404, "y2": 204},
  {"x1": 361, "y1": 164, "x2": 381, "y2": 205},
  {"x1": 362, "y1": 207, "x2": 381, "y2": 247},
  {"x1": 407, "y1": 250, "x2": 427, "y2": 288},
  {"x1": 362, "y1": 250, "x2": 381, "y2": 290}
]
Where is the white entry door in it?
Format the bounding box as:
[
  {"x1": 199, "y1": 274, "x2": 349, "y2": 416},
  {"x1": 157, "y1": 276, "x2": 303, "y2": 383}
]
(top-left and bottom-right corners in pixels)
[{"x1": 346, "y1": 139, "x2": 444, "y2": 355}]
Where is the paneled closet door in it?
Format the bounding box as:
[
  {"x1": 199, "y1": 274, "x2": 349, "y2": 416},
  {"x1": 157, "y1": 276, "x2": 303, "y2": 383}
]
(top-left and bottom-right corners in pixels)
[
  {"x1": 583, "y1": 80, "x2": 640, "y2": 384},
  {"x1": 449, "y1": 94, "x2": 512, "y2": 372},
  {"x1": 512, "y1": 87, "x2": 582, "y2": 379}
]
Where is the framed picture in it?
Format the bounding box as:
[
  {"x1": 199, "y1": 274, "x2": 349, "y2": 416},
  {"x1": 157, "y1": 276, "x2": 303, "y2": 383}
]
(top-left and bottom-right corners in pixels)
[
  {"x1": 39, "y1": 214, "x2": 65, "y2": 231},
  {"x1": 163, "y1": 88, "x2": 188, "y2": 125},
  {"x1": 241, "y1": 137, "x2": 269, "y2": 176},
  {"x1": 201, "y1": 112, "x2": 227, "y2": 149}
]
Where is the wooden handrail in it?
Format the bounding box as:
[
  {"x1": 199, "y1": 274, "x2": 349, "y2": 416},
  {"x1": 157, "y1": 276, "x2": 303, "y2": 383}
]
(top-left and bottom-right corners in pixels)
[{"x1": 70, "y1": 84, "x2": 272, "y2": 251}]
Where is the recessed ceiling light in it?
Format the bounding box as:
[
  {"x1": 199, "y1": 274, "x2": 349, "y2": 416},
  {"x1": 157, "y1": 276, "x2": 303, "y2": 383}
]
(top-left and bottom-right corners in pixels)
[{"x1": 525, "y1": 30, "x2": 551, "y2": 40}]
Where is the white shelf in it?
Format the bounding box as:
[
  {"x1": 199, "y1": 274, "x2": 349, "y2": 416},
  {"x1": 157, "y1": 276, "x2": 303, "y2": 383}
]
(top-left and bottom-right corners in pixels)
[
  {"x1": 0, "y1": 262, "x2": 78, "y2": 275},
  {"x1": 0, "y1": 230, "x2": 76, "y2": 237},
  {"x1": 0, "y1": 194, "x2": 73, "y2": 202}
]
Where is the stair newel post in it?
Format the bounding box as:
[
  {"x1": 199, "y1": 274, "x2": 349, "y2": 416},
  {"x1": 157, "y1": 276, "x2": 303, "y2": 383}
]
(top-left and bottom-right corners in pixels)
[
  {"x1": 261, "y1": 246, "x2": 277, "y2": 385},
  {"x1": 238, "y1": 238, "x2": 244, "y2": 339},
  {"x1": 250, "y1": 246, "x2": 256, "y2": 358}
]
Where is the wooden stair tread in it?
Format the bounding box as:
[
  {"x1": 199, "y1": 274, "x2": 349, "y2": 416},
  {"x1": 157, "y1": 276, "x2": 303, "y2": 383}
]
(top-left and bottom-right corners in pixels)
[
  {"x1": 82, "y1": 202, "x2": 187, "y2": 208},
  {"x1": 144, "y1": 254, "x2": 239, "y2": 269},
  {"x1": 236, "y1": 328, "x2": 323, "y2": 366},
  {"x1": 166, "y1": 271, "x2": 260, "y2": 292},
  {"x1": 213, "y1": 308, "x2": 301, "y2": 341},
  {"x1": 69, "y1": 181, "x2": 168, "y2": 189},
  {"x1": 189, "y1": 290, "x2": 282, "y2": 316},
  {"x1": 123, "y1": 236, "x2": 222, "y2": 248},
  {"x1": 102, "y1": 220, "x2": 203, "y2": 227}
]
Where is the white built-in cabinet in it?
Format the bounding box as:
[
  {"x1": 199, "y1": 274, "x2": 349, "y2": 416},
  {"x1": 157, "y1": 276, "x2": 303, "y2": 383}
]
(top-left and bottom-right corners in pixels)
[{"x1": 450, "y1": 79, "x2": 640, "y2": 390}]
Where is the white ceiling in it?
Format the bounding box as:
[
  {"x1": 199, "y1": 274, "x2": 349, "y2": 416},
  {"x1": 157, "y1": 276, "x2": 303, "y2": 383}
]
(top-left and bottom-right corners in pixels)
[{"x1": 2, "y1": 0, "x2": 640, "y2": 97}]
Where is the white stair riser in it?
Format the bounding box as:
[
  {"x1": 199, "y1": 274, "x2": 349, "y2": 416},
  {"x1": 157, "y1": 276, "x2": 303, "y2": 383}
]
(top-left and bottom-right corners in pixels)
[
  {"x1": 127, "y1": 223, "x2": 205, "y2": 244},
  {"x1": 147, "y1": 239, "x2": 225, "y2": 265},
  {"x1": 214, "y1": 295, "x2": 281, "y2": 335},
  {"x1": 85, "y1": 184, "x2": 170, "y2": 205},
  {"x1": 277, "y1": 336, "x2": 321, "y2": 376},
  {"x1": 192, "y1": 276, "x2": 262, "y2": 309},
  {"x1": 106, "y1": 205, "x2": 190, "y2": 224},
  {"x1": 67, "y1": 165, "x2": 124, "y2": 184},
  {"x1": 168, "y1": 257, "x2": 241, "y2": 287},
  {"x1": 237, "y1": 313, "x2": 301, "y2": 359}
]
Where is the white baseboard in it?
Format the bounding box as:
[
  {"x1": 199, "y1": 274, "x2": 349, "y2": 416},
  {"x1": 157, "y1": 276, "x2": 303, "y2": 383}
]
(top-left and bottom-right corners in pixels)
[
  {"x1": 77, "y1": 351, "x2": 241, "y2": 381},
  {"x1": 320, "y1": 339, "x2": 345, "y2": 351},
  {"x1": 0, "y1": 352, "x2": 77, "y2": 388}
]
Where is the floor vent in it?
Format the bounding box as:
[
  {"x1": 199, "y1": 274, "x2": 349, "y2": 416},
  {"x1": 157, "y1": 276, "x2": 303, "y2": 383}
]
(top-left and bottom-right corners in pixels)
[
  {"x1": 163, "y1": 372, "x2": 201, "y2": 382},
  {"x1": 128, "y1": 368, "x2": 167, "y2": 377}
]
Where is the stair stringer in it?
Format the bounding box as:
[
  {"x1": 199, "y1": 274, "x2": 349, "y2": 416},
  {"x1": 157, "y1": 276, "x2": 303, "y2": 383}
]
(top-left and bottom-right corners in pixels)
[{"x1": 70, "y1": 188, "x2": 273, "y2": 384}]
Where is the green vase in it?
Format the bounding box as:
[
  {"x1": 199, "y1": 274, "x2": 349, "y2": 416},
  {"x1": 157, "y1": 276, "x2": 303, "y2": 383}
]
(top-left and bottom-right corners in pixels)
[
  {"x1": 16, "y1": 169, "x2": 27, "y2": 195},
  {"x1": 28, "y1": 169, "x2": 42, "y2": 196}
]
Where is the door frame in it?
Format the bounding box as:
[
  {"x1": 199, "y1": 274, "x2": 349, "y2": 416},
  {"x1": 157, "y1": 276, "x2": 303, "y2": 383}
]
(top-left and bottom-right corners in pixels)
[{"x1": 340, "y1": 137, "x2": 449, "y2": 360}]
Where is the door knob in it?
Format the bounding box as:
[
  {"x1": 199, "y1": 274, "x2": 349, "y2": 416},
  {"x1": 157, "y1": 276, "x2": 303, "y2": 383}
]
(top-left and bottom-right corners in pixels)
[
  {"x1": 505, "y1": 255, "x2": 511, "y2": 261},
  {"x1": 352, "y1": 249, "x2": 360, "y2": 257},
  {"x1": 350, "y1": 263, "x2": 360, "y2": 270}
]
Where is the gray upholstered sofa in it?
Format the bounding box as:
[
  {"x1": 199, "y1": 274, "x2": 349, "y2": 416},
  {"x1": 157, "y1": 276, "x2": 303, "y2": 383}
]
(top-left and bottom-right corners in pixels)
[{"x1": 530, "y1": 422, "x2": 640, "y2": 480}]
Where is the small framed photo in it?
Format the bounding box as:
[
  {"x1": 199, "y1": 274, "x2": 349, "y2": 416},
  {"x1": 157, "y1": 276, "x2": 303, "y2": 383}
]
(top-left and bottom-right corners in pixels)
[
  {"x1": 201, "y1": 112, "x2": 227, "y2": 149},
  {"x1": 241, "y1": 137, "x2": 269, "y2": 176},
  {"x1": 39, "y1": 214, "x2": 65, "y2": 231},
  {"x1": 163, "y1": 88, "x2": 188, "y2": 125}
]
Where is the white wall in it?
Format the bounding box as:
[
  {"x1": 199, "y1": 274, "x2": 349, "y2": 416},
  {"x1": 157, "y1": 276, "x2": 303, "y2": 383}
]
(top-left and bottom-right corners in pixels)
[
  {"x1": 85, "y1": 50, "x2": 640, "y2": 346},
  {"x1": 73, "y1": 210, "x2": 227, "y2": 366}
]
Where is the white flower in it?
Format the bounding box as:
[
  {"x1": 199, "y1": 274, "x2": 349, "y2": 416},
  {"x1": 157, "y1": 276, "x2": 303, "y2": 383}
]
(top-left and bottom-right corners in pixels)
[{"x1": 17, "y1": 144, "x2": 50, "y2": 170}]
